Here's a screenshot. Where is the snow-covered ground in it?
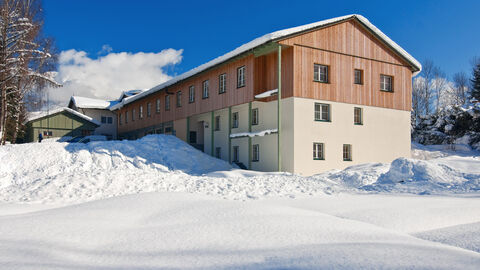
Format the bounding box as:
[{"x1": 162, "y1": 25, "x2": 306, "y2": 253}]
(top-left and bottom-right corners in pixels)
[{"x1": 0, "y1": 135, "x2": 479, "y2": 269}]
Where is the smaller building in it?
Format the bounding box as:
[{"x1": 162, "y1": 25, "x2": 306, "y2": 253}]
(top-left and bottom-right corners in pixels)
[{"x1": 25, "y1": 107, "x2": 100, "y2": 142}]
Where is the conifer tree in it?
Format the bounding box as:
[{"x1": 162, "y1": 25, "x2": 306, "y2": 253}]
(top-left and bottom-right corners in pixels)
[{"x1": 471, "y1": 62, "x2": 480, "y2": 101}]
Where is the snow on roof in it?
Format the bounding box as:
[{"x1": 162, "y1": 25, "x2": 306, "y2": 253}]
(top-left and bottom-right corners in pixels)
[
  {"x1": 70, "y1": 96, "x2": 118, "y2": 109},
  {"x1": 27, "y1": 107, "x2": 101, "y2": 125},
  {"x1": 255, "y1": 89, "x2": 278, "y2": 99},
  {"x1": 230, "y1": 129, "x2": 278, "y2": 138},
  {"x1": 111, "y1": 14, "x2": 421, "y2": 110}
]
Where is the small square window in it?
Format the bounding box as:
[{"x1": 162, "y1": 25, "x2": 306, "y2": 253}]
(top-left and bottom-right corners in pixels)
[
  {"x1": 354, "y1": 69, "x2": 363, "y2": 85},
  {"x1": 343, "y1": 144, "x2": 352, "y2": 161},
  {"x1": 313, "y1": 143, "x2": 325, "y2": 160},
  {"x1": 101, "y1": 116, "x2": 107, "y2": 124},
  {"x1": 314, "y1": 64, "x2": 329, "y2": 83},
  {"x1": 380, "y1": 75, "x2": 393, "y2": 92},
  {"x1": 314, "y1": 103, "x2": 330, "y2": 121},
  {"x1": 107, "y1": 117, "x2": 113, "y2": 124}
]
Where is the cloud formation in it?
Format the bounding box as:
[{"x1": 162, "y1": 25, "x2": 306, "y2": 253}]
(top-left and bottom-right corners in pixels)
[{"x1": 48, "y1": 47, "x2": 183, "y2": 104}]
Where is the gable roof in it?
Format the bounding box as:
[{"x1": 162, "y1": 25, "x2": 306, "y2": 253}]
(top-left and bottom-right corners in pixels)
[
  {"x1": 110, "y1": 14, "x2": 421, "y2": 111},
  {"x1": 27, "y1": 107, "x2": 101, "y2": 126},
  {"x1": 69, "y1": 96, "x2": 118, "y2": 110}
]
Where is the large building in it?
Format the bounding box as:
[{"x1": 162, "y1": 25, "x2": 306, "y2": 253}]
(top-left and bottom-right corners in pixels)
[{"x1": 110, "y1": 14, "x2": 421, "y2": 175}]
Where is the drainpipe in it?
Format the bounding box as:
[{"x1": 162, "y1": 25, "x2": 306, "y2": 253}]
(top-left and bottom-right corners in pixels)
[
  {"x1": 211, "y1": 111, "x2": 214, "y2": 156},
  {"x1": 228, "y1": 106, "x2": 232, "y2": 163},
  {"x1": 186, "y1": 116, "x2": 190, "y2": 144},
  {"x1": 277, "y1": 44, "x2": 282, "y2": 172},
  {"x1": 248, "y1": 102, "x2": 252, "y2": 169}
]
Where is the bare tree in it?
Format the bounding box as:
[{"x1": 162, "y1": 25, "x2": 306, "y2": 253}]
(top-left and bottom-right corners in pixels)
[
  {"x1": 412, "y1": 76, "x2": 425, "y2": 120},
  {"x1": 421, "y1": 59, "x2": 435, "y2": 115},
  {"x1": 452, "y1": 72, "x2": 469, "y2": 105},
  {"x1": 0, "y1": 0, "x2": 58, "y2": 144}
]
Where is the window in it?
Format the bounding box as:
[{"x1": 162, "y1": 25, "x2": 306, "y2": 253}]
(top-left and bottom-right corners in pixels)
[
  {"x1": 139, "y1": 106, "x2": 143, "y2": 119},
  {"x1": 165, "y1": 95, "x2": 170, "y2": 111},
  {"x1": 176, "y1": 91, "x2": 182, "y2": 107},
  {"x1": 314, "y1": 103, "x2": 330, "y2": 121},
  {"x1": 215, "y1": 147, "x2": 221, "y2": 159},
  {"x1": 343, "y1": 144, "x2": 352, "y2": 161},
  {"x1": 119, "y1": 114, "x2": 122, "y2": 125},
  {"x1": 233, "y1": 146, "x2": 239, "y2": 162},
  {"x1": 237, "y1": 66, "x2": 245, "y2": 88},
  {"x1": 43, "y1": 130, "x2": 52, "y2": 136},
  {"x1": 202, "y1": 80, "x2": 209, "y2": 99},
  {"x1": 314, "y1": 64, "x2": 329, "y2": 83},
  {"x1": 354, "y1": 69, "x2": 363, "y2": 85},
  {"x1": 252, "y1": 144, "x2": 259, "y2": 162},
  {"x1": 380, "y1": 74, "x2": 393, "y2": 92},
  {"x1": 232, "y1": 112, "x2": 239, "y2": 128},
  {"x1": 313, "y1": 143, "x2": 325, "y2": 160},
  {"x1": 189, "y1": 85, "x2": 195, "y2": 103},
  {"x1": 354, "y1": 107, "x2": 363, "y2": 125},
  {"x1": 125, "y1": 111, "x2": 128, "y2": 123},
  {"x1": 156, "y1": 98, "x2": 161, "y2": 113},
  {"x1": 147, "y1": 102, "x2": 151, "y2": 117},
  {"x1": 132, "y1": 109, "x2": 135, "y2": 121},
  {"x1": 219, "y1": 73, "x2": 227, "y2": 93},
  {"x1": 252, "y1": 108, "x2": 259, "y2": 125},
  {"x1": 215, "y1": 115, "x2": 220, "y2": 131},
  {"x1": 107, "y1": 117, "x2": 112, "y2": 124},
  {"x1": 101, "y1": 116, "x2": 107, "y2": 124}
]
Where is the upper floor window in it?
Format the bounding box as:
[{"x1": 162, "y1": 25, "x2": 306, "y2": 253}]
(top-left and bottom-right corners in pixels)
[
  {"x1": 343, "y1": 144, "x2": 352, "y2": 161},
  {"x1": 132, "y1": 109, "x2": 135, "y2": 121},
  {"x1": 202, "y1": 80, "x2": 209, "y2": 99},
  {"x1": 314, "y1": 103, "x2": 330, "y2": 122},
  {"x1": 232, "y1": 112, "x2": 239, "y2": 128},
  {"x1": 380, "y1": 74, "x2": 393, "y2": 92},
  {"x1": 139, "y1": 106, "x2": 143, "y2": 119},
  {"x1": 165, "y1": 95, "x2": 170, "y2": 111},
  {"x1": 215, "y1": 115, "x2": 220, "y2": 131},
  {"x1": 147, "y1": 102, "x2": 151, "y2": 117},
  {"x1": 252, "y1": 108, "x2": 259, "y2": 125},
  {"x1": 119, "y1": 114, "x2": 122, "y2": 125},
  {"x1": 219, "y1": 73, "x2": 227, "y2": 93},
  {"x1": 176, "y1": 91, "x2": 182, "y2": 107},
  {"x1": 189, "y1": 85, "x2": 195, "y2": 103},
  {"x1": 125, "y1": 111, "x2": 128, "y2": 123},
  {"x1": 313, "y1": 142, "x2": 325, "y2": 160},
  {"x1": 354, "y1": 69, "x2": 363, "y2": 85},
  {"x1": 314, "y1": 64, "x2": 329, "y2": 83},
  {"x1": 354, "y1": 107, "x2": 363, "y2": 125},
  {"x1": 237, "y1": 66, "x2": 245, "y2": 88},
  {"x1": 101, "y1": 116, "x2": 113, "y2": 124},
  {"x1": 156, "y1": 98, "x2": 161, "y2": 113}
]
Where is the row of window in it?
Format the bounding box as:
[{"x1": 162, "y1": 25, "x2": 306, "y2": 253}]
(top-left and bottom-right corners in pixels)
[
  {"x1": 213, "y1": 108, "x2": 259, "y2": 131},
  {"x1": 313, "y1": 143, "x2": 352, "y2": 161},
  {"x1": 119, "y1": 66, "x2": 246, "y2": 126},
  {"x1": 314, "y1": 103, "x2": 363, "y2": 125},
  {"x1": 313, "y1": 64, "x2": 394, "y2": 92},
  {"x1": 101, "y1": 116, "x2": 113, "y2": 124},
  {"x1": 230, "y1": 144, "x2": 260, "y2": 162}
]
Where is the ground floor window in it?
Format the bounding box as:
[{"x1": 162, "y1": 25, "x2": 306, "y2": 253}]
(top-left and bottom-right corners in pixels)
[
  {"x1": 215, "y1": 147, "x2": 221, "y2": 159},
  {"x1": 343, "y1": 144, "x2": 352, "y2": 161},
  {"x1": 252, "y1": 144, "x2": 259, "y2": 162},
  {"x1": 354, "y1": 107, "x2": 363, "y2": 125},
  {"x1": 232, "y1": 112, "x2": 239, "y2": 128},
  {"x1": 43, "y1": 130, "x2": 52, "y2": 136},
  {"x1": 233, "y1": 146, "x2": 239, "y2": 162},
  {"x1": 313, "y1": 142, "x2": 325, "y2": 160}
]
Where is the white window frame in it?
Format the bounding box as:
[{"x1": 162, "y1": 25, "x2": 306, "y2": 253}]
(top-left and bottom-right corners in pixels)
[
  {"x1": 237, "y1": 66, "x2": 245, "y2": 88},
  {"x1": 252, "y1": 108, "x2": 259, "y2": 125},
  {"x1": 380, "y1": 74, "x2": 393, "y2": 92},
  {"x1": 314, "y1": 64, "x2": 329, "y2": 83},
  {"x1": 219, "y1": 73, "x2": 226, "y2": 93},
  {"x1": 343, "y1": 144, "x2": 352, "y2": 161},
  {"x1": 202, "y1": 80, "x2": 209, "y2": 99},
  {"x1": 189, "y1": 85, "x2": 195, "y2": 103},
  {"x1": 156, "y1": 98, "x2": 161, "y2": 113},
  {"x1": 176, "y1": 91, "x2": 182, "y2": 107},
  {"x1": 354, "y1": 107, "x2": 363, "y2": 125},
  {"x1": 252, "y1": 144, "x2": 259, "y2": 162},
  {"x1": 139, "y1": 106, "x2": 143, "y2": 119},
  {"x1": 313, "y1": 142, "x2": 325, "y2": 160},
  {"x1": 314, "y1": 103, "x2": 330, "y2": 121}
]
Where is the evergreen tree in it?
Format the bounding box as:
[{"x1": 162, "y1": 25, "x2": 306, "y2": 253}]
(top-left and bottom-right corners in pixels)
[{"x1": 472, "y1": 62, "x2": 480, "y2": 101}]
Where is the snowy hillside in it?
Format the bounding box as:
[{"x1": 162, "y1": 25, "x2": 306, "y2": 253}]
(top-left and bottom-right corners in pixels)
[
  {"x1": 0, "y1": 135, "x2": 479, "y2": 269},
  {"x1": 0, "y1": 135, "x2": 479, "y2": 203}
]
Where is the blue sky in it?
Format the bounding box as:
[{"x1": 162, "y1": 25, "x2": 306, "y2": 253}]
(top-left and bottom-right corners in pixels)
[{"x1": 44, "y1": 0, "x2": 480, "y2": 81}]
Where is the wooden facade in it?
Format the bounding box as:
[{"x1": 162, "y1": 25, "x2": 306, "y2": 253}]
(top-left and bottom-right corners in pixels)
[{"x1": 117, "y1": 18, "x2": 416, "y2": 136}]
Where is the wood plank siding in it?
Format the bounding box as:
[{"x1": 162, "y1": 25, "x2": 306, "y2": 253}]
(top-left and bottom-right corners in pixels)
[
  {"x1": 279, "y1": 19, "x2": 413, "y2": 111},
  {"x1": 117, "y1": 18, "x2": 414, "y2": 135}
]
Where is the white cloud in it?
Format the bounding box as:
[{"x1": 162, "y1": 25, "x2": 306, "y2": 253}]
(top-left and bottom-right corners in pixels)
[{"x1": 48, "y1": 47, "x2": 183, "y2": 104}]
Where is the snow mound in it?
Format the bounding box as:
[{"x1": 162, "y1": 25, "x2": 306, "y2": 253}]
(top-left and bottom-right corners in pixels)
[{"x1": 366, "y1": 158, "x2": 480, "y2": 194}]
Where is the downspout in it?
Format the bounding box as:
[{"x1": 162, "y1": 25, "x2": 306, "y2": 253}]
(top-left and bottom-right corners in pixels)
[
  {"x1": 211, "y1": 111, "x2": 214, "y2": 156},
  {"x1": 228, "y1": 106, "x2": 232, "y2": 163},
  {"x1": 248, "y1": 102, "x2": 252, "y2": 169},
  {"x1": 186, "y1": 116, "x2": 190, "y2": 144},
  {"x1": 277, "y1": 44, "x2": 282, "y2": 172}
]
